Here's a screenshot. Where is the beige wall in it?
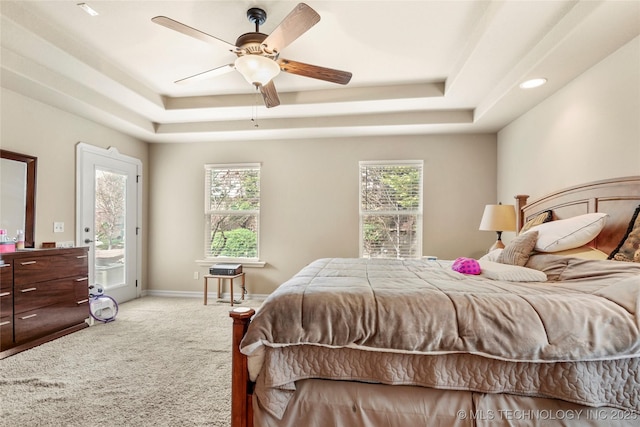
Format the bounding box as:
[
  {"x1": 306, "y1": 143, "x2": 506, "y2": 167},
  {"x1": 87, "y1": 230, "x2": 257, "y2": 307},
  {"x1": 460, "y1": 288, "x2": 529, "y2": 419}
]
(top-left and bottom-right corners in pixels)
[
  {"x1": 148, "y1": 134, "x2": 497, "y2": 296},
  {"x1": 0, "y1": 88, "x2": 150, "y2": 289},
  {"x1": 497, "y1": 36, "x2": 640, "y2": 225}
]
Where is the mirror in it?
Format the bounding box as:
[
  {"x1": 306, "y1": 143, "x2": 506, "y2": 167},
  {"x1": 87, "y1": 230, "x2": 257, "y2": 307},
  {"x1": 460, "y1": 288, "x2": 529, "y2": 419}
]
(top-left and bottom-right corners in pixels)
[{"x1": 1, "y1": 150, "x2": 37, "y2": 248}]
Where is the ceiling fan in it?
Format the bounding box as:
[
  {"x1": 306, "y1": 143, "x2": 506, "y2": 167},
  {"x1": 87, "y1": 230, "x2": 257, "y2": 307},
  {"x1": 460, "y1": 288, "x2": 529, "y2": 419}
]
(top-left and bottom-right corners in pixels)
[{"x1": 152, "y1": 3, "x2": 352, "y2": 108}]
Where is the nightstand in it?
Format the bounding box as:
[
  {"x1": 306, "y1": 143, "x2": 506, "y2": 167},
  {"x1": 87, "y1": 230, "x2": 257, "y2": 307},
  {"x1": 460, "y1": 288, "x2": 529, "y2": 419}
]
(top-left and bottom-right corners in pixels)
[{"x1": 203, "y1": 273, "x2": 246, "y2": 306}]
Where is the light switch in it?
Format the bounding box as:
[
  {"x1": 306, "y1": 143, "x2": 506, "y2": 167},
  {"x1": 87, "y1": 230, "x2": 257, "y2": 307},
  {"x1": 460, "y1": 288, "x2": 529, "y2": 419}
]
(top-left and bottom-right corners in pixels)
[{"x1": 54, "y1": 222, "x2": 64, "y2": 233}]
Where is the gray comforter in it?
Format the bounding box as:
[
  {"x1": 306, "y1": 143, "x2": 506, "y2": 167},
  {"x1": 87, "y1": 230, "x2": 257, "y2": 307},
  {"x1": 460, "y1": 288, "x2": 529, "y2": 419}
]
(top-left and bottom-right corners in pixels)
[{"x1": 241, "y1": 256, "x2": 640, "y2": 419}]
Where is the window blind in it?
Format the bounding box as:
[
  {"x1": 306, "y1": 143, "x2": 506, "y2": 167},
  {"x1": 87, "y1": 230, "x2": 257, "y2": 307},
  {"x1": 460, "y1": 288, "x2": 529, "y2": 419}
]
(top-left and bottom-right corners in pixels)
[
  {"x1": 359, "y1": 161, "x2": 423, "y2": 259},
  {"x1": 204, "y1": 164, "x2": 260, "y2": 259}
]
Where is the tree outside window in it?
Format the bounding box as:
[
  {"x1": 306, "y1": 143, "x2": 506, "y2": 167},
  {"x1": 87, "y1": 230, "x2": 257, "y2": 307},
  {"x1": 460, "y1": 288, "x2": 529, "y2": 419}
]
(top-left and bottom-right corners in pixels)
[
  {"x1": 359, "y1": 161, "x2": 423, "y2": 258},
  {"x1": 95, "y1": 170, "x2": 125, "y2": 251},
  {"x1": 205, "y1": 164, "x2": 260, "y2": 260}
]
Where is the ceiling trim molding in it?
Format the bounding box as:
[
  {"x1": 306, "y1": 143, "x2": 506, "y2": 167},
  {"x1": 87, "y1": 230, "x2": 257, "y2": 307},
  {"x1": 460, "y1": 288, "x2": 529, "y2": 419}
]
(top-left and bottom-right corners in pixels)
[{"x1": 163, "y1": 82, "x2": 446, "y2": 111}]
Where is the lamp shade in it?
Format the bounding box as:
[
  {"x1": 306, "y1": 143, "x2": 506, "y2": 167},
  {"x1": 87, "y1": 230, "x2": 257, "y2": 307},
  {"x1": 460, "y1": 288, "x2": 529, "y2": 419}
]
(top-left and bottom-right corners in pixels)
[
  {"x1": 479, "y1": 204, "x2": 517, "y2": 232},
  {"x1": 234, "y1": 55, "x2": 281, "y2": 86}
]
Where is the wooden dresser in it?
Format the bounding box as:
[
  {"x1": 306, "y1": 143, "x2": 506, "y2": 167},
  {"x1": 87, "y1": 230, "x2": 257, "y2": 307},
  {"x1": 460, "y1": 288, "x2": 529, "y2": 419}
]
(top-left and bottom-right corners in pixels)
[{"x1": 0, "y1": 247, "x2": 90, "y2": 358}]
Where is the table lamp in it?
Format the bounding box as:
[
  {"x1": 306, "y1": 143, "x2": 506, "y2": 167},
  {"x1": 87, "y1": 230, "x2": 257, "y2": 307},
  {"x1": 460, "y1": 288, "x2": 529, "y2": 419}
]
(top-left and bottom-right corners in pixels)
[{"x1": 479, "y1": 203, "x2": 517, "y2": 251}]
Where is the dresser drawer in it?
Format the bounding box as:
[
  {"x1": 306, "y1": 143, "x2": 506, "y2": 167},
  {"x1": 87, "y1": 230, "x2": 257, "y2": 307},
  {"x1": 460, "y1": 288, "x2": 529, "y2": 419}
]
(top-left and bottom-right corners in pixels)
[
  {"x1": 14, "y1": 253, "x2": 88, "y2": 285},
  {"x1": 0, "y1": 287, "x2": 12, "y2": 318},
  {"x1": 14, "y1": 277, "x2": 86, "y2": 314},
  {"x1": 14, "y1": 301, "x2": 89, "y2": 344},
  {"x1": 0, "y1": 262, "x2": 13, "y2": 290},
  {"x1": 0, "y1": 316, "x2": 13, "y2": 350},
  {"x1": 74, "y1": 277, "x2": 90, "y2": 304}
]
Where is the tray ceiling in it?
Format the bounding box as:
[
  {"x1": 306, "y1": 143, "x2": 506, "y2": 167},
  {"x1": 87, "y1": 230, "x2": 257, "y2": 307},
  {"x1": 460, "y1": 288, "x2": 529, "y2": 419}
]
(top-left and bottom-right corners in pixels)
[{"x1": 1, "y1": 1, "x2": 638, "y2": 143}]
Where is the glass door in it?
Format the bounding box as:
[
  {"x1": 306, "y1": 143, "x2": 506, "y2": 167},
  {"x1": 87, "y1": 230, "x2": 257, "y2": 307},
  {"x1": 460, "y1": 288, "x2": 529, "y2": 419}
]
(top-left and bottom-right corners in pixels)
[{"x1": 77, "y1": 143, "x2": 141, "y2": 303}]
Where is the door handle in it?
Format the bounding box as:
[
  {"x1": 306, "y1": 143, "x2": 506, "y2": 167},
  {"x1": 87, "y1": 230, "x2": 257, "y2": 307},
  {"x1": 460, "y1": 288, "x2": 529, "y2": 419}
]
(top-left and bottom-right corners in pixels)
[{"x1": 84, "y1": 239, "x2": 94, "y2": 244}]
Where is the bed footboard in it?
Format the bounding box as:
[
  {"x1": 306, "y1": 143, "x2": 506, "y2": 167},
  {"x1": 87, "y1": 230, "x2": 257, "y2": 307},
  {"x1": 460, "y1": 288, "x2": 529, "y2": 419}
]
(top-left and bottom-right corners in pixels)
[{"x1": 230, "y1": 307, "x2": 256, "y2": 427}]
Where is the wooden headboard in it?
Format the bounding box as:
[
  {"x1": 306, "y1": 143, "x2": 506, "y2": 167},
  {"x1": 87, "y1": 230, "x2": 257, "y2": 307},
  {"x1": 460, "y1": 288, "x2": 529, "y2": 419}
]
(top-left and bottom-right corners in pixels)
[{"x1": 514, "y1": 176, "x2": 640, "y2": 255}]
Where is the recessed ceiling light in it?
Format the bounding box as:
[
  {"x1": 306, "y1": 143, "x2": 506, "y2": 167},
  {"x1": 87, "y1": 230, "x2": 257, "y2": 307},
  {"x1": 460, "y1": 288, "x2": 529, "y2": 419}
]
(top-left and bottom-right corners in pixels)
[
  {"x1": 519, "y1": 78, "x2": 547, "y2": 89},
  {"x1": 77, "y1": 3, "x2": 99, "y2": 16}
]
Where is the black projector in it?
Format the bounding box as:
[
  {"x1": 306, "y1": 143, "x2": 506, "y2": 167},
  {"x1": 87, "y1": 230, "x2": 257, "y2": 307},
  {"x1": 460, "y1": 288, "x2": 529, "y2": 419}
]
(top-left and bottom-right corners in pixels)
[{"x1": 210, "y1": 263, "x2": 243, "y2": 276}]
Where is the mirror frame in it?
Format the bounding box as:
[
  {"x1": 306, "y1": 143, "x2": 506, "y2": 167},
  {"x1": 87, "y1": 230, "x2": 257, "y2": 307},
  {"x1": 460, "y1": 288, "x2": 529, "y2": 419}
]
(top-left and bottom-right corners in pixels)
[{"x1": 1, "y1": 149, "x2": 37, "y2": 248}]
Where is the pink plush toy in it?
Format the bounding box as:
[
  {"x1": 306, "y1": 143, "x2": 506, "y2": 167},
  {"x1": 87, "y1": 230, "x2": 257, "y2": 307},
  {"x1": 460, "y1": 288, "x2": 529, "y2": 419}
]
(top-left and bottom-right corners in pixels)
[{"x1": 452, "y1": 257, "x2": 481, "y2": 275}]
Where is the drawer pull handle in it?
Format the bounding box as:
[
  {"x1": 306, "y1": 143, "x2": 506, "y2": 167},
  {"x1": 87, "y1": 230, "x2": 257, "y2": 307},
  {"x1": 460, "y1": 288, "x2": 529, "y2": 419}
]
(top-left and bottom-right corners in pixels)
[
  {"x1": 75, "y1": 277, "x2": 89, "y2": 282},
  {"x1": 20, "y1": 261, "x2": 37, "y2": 265},
  {"x1": 0, "y1": 292, "x2": 10, "y2": 297},
  {"x1": 20, "y1": 314, "x2": 37, "y2": 320},
  {"x1": 0, "y1": 263, "x2": 10, "y2": 268},
  {"x1": 21, "y1": 287, "x2": 37, "y2": 293},
  {"x1": 0, "y1": 320, "x2": 10, "y2": 326},
  {"x1": 77, "y1": 299, "x2": 89, "y2": 305},
  {"x1": 76, "y1": 255, "x2": 88, "y2": 259}
]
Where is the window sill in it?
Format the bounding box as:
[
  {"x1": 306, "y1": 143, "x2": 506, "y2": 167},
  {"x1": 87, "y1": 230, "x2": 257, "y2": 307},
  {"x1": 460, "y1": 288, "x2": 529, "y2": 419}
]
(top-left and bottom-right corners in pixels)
[{"x1": 195, "y1": 259, "x2": 266, "y2": 268}]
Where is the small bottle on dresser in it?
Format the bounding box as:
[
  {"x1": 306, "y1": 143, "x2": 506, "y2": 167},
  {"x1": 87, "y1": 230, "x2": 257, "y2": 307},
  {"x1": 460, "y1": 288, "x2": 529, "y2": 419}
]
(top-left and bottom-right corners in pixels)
[{"x1": 16, "y1": 229, "x2": 25, "y2": 250}]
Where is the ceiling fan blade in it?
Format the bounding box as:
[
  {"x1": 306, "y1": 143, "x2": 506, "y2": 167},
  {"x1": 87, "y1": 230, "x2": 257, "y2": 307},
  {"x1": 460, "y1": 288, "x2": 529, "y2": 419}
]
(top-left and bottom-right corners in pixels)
[
  {"x1": 151, "y1": 16, "x2": 238, "y2": 53},
  {"x1": 262, "y1": 3, "x2": 320, "y2": 54},
  {"x1": 174, "y1": 64, "x2": 235, "y2": 85},
  {"x1": 259, "y1": 81, "x2": 280, "y2": 108},
  {"x1": 278, "y1": 58, "x2": 352, "y2": 85}
]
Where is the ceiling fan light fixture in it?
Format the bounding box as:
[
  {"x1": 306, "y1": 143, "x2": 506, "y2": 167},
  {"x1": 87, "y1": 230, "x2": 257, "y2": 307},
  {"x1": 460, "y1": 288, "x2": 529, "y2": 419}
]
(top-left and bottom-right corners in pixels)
[{"x1": 234, "y1": 55, "x2": 281, "y2": 87}]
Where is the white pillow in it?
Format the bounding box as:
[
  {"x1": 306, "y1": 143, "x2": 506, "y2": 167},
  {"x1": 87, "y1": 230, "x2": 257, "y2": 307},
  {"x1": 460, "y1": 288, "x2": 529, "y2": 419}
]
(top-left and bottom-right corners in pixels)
[
  {"x1": 478, "y1": 260, "x2": 547, "y2": 282},
  {"x1": 479, "y1": 248, "x2": 502, "y2": 262},
  {"x1": 525, "y1": 213, "x2": 608, "y2": 253}
]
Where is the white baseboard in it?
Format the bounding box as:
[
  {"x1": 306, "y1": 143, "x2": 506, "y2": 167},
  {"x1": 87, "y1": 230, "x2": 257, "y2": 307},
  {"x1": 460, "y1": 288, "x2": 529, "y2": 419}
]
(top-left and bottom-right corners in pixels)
[{"x1": 142, "y1": 289, "x2": 268, "y2": 301}]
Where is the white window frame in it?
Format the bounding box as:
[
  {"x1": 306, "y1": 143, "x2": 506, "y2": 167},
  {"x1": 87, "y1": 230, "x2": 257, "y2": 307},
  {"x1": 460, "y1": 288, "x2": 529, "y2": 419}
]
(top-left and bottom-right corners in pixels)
[
  {"x1": 359, "y1": 160, "x2": 423, "y2": 259},
  {"x1": 203, "y1": 163, "x2": 261, "y2": 265}
]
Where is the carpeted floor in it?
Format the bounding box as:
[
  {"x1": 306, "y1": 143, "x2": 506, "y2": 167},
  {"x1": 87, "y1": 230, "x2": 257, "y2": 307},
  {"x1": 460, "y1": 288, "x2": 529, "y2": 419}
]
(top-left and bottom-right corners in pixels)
[{"x1": 0, "y1": 296, "x2": 261, "y2": 427}]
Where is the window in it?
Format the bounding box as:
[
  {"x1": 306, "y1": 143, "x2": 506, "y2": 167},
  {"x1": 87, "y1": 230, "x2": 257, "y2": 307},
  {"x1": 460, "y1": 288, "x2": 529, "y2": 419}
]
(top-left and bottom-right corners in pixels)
[
  {"x1": 204, "y1": 164, "x2": 260, "y2": 260},
  {"x1": 359, "y1": 161, "x2": 423, "y2": 259}
]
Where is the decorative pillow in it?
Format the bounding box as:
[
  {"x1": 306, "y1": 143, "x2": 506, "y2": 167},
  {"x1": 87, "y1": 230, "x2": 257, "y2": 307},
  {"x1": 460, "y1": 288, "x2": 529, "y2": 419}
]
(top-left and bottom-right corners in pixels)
[
  {"x1": 551, "y1": 245, "x2": 609, "y2": 260},
  {"x1": 452, "y1": 257, "x2": 481, "y2": 275},
  {"x1": 478, "y1": 260, "x2": 547, "y2": 282},
  {"x1": 520, "y1": 210, "x2": 552, "y2": 234},
  {"x1": 496, "y1": 231, "x2": 538, "y2": 266},
  {"x1": 608, "y1": 205, "x2": 640, "y2": 262},
  {"x1": 525, "y1": 213, "x2": 608, "y2": 253}
]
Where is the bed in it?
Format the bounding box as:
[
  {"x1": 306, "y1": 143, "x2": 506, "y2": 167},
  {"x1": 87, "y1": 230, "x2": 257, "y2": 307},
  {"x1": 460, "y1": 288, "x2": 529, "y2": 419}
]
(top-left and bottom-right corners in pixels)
[{"x1": 229, "y1": 176, "x2": 640, "y2": 427}]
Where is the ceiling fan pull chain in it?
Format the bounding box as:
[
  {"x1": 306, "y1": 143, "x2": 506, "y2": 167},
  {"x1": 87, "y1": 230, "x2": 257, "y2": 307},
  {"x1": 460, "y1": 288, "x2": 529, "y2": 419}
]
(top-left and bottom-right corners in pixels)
[{"x1": 251, "y1": 86, "x2": 260, "y2": 128}]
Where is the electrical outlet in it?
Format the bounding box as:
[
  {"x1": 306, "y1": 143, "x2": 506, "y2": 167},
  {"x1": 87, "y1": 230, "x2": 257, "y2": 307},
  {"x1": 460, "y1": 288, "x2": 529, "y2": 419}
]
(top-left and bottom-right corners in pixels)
[
  {"x1": 55, "y1": 241, "x2": 75, "y2": 248},
  {"x1": 193, "y1": 271, "x2": 199, "y2": 280},
  {"x1": 53, "y1": 222, "x2": 64, "y2": 233}
]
